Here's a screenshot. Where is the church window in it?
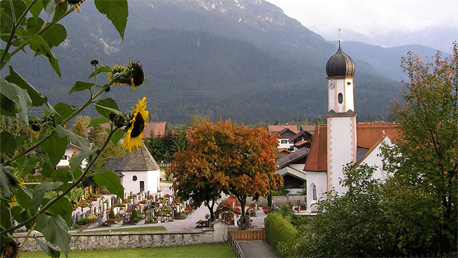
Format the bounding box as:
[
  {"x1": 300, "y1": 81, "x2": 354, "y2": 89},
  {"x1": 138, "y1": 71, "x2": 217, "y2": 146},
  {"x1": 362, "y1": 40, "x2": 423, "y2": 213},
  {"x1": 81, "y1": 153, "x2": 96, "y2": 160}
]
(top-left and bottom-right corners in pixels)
[
  {"x1": 312, "y1": 184, "x2": 317, "y2": 200},
  {"x1": 338, "y1": 93, "x2": 343, "y2": 104},
  {"x1": 132, "y1": 175, "x2": 137, "y2": 181}
]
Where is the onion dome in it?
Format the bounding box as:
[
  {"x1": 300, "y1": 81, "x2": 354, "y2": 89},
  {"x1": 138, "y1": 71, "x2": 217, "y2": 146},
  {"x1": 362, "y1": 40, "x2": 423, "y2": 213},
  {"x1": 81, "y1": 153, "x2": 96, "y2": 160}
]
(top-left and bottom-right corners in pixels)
[{"x1": 326, "y1": 42, "x2": 355, "y2": 77}]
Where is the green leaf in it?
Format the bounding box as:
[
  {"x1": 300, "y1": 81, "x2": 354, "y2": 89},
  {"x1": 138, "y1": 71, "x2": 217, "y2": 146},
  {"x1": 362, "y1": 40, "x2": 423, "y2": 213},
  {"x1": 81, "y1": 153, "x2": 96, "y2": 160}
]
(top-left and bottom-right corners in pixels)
[
  {"x1": 53, "y1": 102, "x2": 74, "y2": 125},
  {"x1": 43, "y1": 0, "x2": 57, "y2": 19},
  {"x1": 32, "y1": 181, "x2": 63, "y2": 210},
  {"x1": 51, "y1": 168, "x2": 71, "y2": 191},
  {"x1": 0, "y1": 78, "x2": 32, "y2": 122},
  {"x1": 35, "y1": 236, "x2": 61, "y2": 258},
  {"x1": 41, "y1": 133, "x2": 68, "y2": 167},
  {"x1": 26, "y1": 0, "x2": 44, "y2": 19},
  {"x1": 111, "y1": 129, "x2": 125, "y2": 144},
  {"x1": 68, "y1": 81, "x2": 95, "y2": 94},
  {"x1": 87, "y1": 117, "x2": 109, "y2": 128},
  {"x1": 0, "y1": 0, "x2": 27, "y2": 23},
  {"x1": 88, "y1": 65, "x2": 112, "y2": 79},
  {"x1": 72, "y1": 169, "x2": 82, "y2": 181},
  {"x1": 69, "y1": 149, "x2": 96, "y2": 173},
  {"x1": 14, "y1": 209, "x2": 35, "y2": 229},
  {"x1": 5, "y1": 66, "x2": 47, "y2": 107},
  {"x1": 42, "y1": 23, "x2": 67, "y2": 48},
  {"x1": 52, "y1": 0, "x2": 68, "y2": 22},
  {"x1": 0, "y1": 49, "x2": 11, "y2": 69},
  {"x1": 47, "y1": 197, "x2": 72, "y2": 227},
  {"x1": 29, "y1": 35, "x2": 61, "y2": 77},
  {"x1": 0, "y1": 165, "x2": 18, "y2": 199},
  {"x1": 94, "y1": 0, "x2": 128, "y2": 39},
  {"x1": 93, "y1": 170, "x2": 124, "y2": 199},
  {"x1": 95, "y1": 98, "x2": 121, "y2": 118},
  {"x1": 36, "y1": 214, "x2": 70, "y2": 257},
  {"x1": 1, "y1": 200, "x2": 12, "y2": 230},
  {"x1": 15, "y1": 188, "x2": 34, "y2": 210},
  {"x1": 0, "y1": 131, "x2": 19, "y2": 154},
  {"x1": 56, "y1": 125, "x2": 89, "y2": 150}
]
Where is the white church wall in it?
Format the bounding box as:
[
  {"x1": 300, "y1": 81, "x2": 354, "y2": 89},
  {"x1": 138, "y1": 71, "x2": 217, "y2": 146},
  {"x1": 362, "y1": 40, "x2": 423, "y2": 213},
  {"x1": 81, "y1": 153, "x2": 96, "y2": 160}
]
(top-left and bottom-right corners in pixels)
[
  {"x1": 306, "y1": 171, "x2": 327, "y2": 212},
  {"x1": 121, "y1": 170, "x2": 153, "y2": 195},
  {"x1": 327, "y1": 116, "x2": 356, "y2": 195},
  {"x1": 359, "y1": 137, "x2": 393, "y2": 181},
  {"x1": 146, "y1": 169, "x2": 161, "y2": 193}
]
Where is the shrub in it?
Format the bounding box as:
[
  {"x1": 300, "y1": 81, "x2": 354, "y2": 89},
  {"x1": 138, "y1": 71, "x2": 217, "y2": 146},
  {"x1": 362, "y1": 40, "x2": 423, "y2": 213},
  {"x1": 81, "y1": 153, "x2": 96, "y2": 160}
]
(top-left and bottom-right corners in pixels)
[
  {"x1": 76, "y1": 218, "x2": 91, "y2": 226},
  {"x1": 265, "y1": 212, "x2": 299, "y2": 254}
]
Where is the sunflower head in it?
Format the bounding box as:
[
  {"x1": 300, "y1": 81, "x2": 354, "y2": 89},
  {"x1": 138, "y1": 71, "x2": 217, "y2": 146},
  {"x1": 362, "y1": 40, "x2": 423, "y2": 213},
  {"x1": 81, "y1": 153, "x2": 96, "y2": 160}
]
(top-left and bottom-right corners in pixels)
[
  {"x1": 122, "y1": 97, "x2": 148, "y2": 153},
  {"x1": 61, "y1": 0, "x2": 83, "y2": 12},
  {"x1": 107, "y1": 61, "x2": 146, "y2": 89},
  {"x1": 129, "y1": 62, "x2": 146, "y2": 90}
]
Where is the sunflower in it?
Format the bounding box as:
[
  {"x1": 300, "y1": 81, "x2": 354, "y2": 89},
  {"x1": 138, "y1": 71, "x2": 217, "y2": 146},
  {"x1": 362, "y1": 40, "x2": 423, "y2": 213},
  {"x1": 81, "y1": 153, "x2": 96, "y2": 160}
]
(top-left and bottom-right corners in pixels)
[
  {"x1": 123, "y1": 97, "x2": 148, "y2": 153},
  {"x1": 107, "y1": 62, "x2": 146, "y2": 89},
  {"x1": 60, "y1": 0, "x2": 84, "y2": 12},
  {"x1": 108, "y1": 65, "x2": 128, "y2": 86}
]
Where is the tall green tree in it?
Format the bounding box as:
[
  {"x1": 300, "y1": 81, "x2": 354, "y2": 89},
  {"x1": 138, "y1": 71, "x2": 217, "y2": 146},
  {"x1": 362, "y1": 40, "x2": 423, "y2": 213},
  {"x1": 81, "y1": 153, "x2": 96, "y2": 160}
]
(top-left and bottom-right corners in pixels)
[{"x1": 382, "y1": 43, "x2": 457, "y2": 255}]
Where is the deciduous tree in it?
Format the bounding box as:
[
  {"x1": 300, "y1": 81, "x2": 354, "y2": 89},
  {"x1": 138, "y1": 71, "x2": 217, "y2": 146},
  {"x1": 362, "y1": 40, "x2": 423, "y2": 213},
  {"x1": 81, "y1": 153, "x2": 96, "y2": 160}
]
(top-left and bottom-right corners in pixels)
[
  {"x1": 382, "y1": 43, "x2": 457, "y2": 255},
  {"x1": 170, "y1": 119, "x2": 282, "y2": 226}
]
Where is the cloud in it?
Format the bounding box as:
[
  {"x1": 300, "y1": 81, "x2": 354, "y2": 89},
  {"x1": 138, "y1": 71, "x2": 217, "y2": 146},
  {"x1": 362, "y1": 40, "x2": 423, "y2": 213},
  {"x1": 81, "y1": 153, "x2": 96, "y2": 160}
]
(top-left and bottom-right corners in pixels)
[{"x1": 267, "y1": 0, "x2": 458, "y2": 39}]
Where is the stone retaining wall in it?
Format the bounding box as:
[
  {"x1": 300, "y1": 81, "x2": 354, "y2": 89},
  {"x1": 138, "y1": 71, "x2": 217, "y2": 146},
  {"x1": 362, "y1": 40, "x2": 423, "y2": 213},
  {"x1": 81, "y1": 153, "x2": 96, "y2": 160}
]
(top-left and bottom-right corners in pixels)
[{"x1": 17, "y1": 229, "x2": 215, "y2": 252}]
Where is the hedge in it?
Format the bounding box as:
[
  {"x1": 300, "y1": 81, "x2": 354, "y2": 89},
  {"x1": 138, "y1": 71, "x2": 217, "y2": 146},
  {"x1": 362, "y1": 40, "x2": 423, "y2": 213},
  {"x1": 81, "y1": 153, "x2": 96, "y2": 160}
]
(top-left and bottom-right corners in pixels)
[{"x1": 265, "y1": 212, "x2": 299, "y2": 252}]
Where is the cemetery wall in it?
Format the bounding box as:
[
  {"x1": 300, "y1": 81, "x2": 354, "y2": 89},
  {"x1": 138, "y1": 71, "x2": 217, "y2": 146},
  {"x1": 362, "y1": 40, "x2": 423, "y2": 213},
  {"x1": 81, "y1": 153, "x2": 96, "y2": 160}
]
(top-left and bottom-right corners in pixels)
[
  {"x1": 245, "y1": 195, "x2": 307, "y2": 207},
  {"x1": 17, "y1": 229, "x2": 215, "y2": 252}
]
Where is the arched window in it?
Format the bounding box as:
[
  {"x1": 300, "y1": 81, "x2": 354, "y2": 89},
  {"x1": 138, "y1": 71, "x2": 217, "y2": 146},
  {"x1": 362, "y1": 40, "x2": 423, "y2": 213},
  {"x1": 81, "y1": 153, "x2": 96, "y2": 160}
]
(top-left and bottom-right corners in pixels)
[
  {"x1": 311, "y1": 183, "x2": 317, "y2": 200},
  {"x1": 338, "y1": 93, "x2": 343, "y2": 104}
]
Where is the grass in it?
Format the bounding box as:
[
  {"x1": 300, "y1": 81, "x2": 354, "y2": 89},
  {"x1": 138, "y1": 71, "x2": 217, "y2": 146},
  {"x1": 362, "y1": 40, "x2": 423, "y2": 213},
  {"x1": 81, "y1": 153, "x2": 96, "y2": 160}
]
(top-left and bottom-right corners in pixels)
[{"x1": 20, "y1": 243, "x2": 236, "y2": 258}]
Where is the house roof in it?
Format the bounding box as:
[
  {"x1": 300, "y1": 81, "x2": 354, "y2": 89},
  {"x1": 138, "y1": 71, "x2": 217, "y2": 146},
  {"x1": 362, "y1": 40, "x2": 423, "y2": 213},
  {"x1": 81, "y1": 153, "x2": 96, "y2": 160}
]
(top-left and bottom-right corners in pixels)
[
  {"x1": 277, "y1": 147, "x2": 310, "y2": 169},
  {"x1": 276, "y1": 166, "x2": 307, "y2": 181},
  {"x1": 106, "y1": 157, "x2": 123, "y2": 172},
  {"x1": 289, "y1": 129, "x2": 313, "y2": 142},
  {"x1": 268, "y1": 125, "x2": 299, "y2": 134},
  {"x1": 117, "y1": 143, "x2": 160, "y2": 171},
  {"x1": 304, "y1": 123, "x2": 400, "y2": 172},
  {"x1": 300, "y1": 125, "x2": 317, "y2": 135},
  {"x1": 143, "y1": 122, "x2": 167, "y2": 138}
]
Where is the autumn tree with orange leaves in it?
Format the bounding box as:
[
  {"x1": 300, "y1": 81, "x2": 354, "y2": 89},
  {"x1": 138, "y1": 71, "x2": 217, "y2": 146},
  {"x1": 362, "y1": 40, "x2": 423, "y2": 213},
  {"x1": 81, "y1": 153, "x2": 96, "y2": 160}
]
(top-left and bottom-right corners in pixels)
[{"x1": 169, "y1": 119, "x2": 283, "y2": 226}]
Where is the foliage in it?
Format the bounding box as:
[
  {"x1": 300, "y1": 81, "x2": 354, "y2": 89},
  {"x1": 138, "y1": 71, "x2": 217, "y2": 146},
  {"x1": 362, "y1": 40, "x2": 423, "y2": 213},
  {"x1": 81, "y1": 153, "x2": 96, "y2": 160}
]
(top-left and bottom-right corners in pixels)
[
  {"x1": 0, "y1": 0, "x2": 144, "y2": 257},
  {"x1": 295, "y1": 44, "x2": 457, "y2": 257},
  {"x1": 145, "y1": 130, "x2": 188, "y2": 163},
  {"x1": 70, "y1": 116, "x2": 90, "y2": 137},
  {"x1": 381, "y1": 43, "x2": 458, "y2": 255},
  {"x1": 170, "y1": 119, "x2": 282, "y2": 225},
  {"x1": 265, "y1": 212, "x2": 299, "y2": 257}
]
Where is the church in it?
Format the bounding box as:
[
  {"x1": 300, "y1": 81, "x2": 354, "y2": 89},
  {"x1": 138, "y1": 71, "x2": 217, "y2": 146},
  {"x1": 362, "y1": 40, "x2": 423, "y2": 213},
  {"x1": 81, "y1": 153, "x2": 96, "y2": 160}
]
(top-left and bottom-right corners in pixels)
[{"x1": 304, "y1": 41, "x2": 400, "y2": 212}]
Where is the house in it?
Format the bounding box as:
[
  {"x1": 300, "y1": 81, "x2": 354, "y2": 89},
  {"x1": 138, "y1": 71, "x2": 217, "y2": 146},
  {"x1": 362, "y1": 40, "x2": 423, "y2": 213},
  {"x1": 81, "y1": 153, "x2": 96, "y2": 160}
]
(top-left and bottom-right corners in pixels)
[
  {"x1": 289, "y1": 127, "x2": 314, "y2": 150},
  {"x1": 143, "y1": 121, "x2": 167, "y2": 138},
  {"x1": 56, "y1": 143, "x2": 88, "y2": 170},
  {"x1": 275, "y1": 147, "x2": 310, "y2": 194},
  {"x1": 304, "y1": 41, "x2": 401, "y2": 212},
  {"x1": 268, "y1": 125, "x2": 299, "y2": 150},
  {"x1": 106, "y1": 143, "x2": 161, "y2": 195}
]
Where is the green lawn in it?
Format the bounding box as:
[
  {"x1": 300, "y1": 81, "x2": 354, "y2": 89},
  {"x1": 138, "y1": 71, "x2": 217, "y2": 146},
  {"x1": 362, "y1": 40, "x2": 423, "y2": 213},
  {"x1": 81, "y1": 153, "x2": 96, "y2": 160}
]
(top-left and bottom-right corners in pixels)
[{"x1": 21, "y1": 243, "x2": 235, "y2": 258}]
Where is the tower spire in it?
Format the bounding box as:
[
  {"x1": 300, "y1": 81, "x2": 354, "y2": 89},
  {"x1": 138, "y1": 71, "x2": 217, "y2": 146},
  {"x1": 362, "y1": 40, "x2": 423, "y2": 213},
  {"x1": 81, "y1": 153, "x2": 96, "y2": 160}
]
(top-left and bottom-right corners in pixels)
[{"x1": 338, "y1": 28, "x2": 342, "y2": 43}]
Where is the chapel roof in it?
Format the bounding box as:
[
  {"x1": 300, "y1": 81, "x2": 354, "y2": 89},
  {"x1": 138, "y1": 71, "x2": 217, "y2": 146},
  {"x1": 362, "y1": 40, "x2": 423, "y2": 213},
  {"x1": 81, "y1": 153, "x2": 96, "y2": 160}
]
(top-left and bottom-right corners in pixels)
[
  {"x1": 118, "y1": 143, "x2": 160, "y2": 171},
  {"x1": 303, "y1": 123, "x2": 401, "y2": 172},
  {"x1": 326, "y1": 42, "x2": 355, "y2": 78}
]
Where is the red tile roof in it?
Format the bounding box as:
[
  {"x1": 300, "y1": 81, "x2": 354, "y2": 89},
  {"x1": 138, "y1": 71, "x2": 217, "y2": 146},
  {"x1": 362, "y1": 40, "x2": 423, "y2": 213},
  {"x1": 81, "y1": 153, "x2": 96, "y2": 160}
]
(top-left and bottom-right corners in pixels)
[
  {"x1": 268, "y1": 125, "x2": 299, "y2": 134},
  {"x1": 143, "y1": 122, "x2": 167, "y2": 138},
  {"x1": 304, "y1": 123, "x2": 401, "y2": 172}
]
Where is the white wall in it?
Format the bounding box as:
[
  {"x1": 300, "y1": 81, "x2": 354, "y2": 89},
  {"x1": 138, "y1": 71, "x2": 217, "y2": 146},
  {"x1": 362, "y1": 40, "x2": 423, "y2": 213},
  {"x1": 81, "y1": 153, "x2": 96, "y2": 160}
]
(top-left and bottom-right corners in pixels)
[
  {"x1": 359, "y1": 137, "x2": 392, "y2": 181},
  {"x1": 122, "y1": 170, "x2": 160, "y2": 195},
  {"x1": 306, "y1": 171, "x2": 327, "y2": 212}
]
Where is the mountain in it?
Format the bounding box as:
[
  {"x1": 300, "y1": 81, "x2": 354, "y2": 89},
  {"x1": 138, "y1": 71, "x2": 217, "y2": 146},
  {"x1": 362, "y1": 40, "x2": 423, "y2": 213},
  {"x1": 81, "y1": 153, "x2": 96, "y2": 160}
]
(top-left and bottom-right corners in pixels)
[
  {"x1": 340, "y1": 42, "x2": 440, "y2": 82},
  {"x1": 8, "y1": 0, "x2": 405, "y2": 124}
]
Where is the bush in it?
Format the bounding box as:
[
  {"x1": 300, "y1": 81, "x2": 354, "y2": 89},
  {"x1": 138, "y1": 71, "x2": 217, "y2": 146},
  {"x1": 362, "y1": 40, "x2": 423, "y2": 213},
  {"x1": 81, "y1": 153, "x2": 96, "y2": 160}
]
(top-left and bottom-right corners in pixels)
[
  {"x1": 76, "y1": 218, "x2": 91, "y2": 226},
  {"x1": 265, "y1": 212, "x2": 299, "y2": 255}
]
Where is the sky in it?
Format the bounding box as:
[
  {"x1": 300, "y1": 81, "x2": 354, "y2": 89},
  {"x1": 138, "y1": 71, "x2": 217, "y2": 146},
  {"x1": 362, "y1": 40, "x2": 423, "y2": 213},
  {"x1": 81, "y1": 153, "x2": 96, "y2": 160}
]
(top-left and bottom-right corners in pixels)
[{"x1": 266, "y1": 0, "x2": 458, "y2": 51}]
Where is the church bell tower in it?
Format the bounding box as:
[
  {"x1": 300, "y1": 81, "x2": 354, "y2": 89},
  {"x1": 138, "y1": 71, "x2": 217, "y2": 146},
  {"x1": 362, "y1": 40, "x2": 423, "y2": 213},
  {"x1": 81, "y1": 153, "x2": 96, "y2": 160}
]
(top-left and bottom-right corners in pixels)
[{"x1": 325, "y1": 40, "x2": 357, "y2": 194}]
